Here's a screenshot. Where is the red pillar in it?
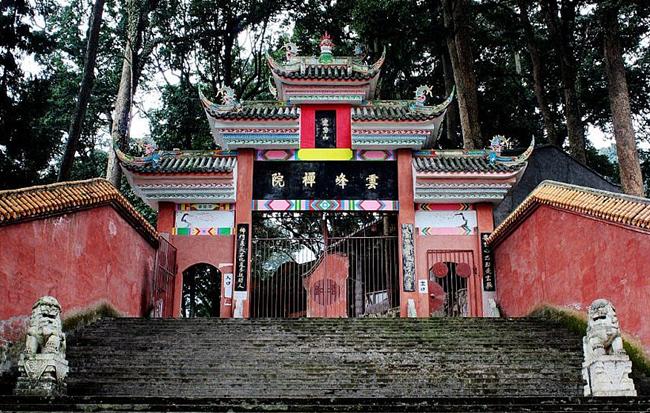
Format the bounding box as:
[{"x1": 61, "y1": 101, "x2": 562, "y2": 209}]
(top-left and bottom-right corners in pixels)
[
  {"x1": 474, "y1": 203, "x2": 495, "y2": 317},
  {"x1": 157, "y1": 202, "x2": 175, "y2": 233},
  {"x1": 397, "y1": 149, "x2": 423, "y2": 317},
  {"x1": 233, "y1": 149, "x2": 254, "y2": 318}
]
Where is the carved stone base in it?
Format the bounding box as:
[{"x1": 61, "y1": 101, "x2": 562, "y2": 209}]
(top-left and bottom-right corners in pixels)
[
  {"x1": 583, "y1": 355, "x2": 636, "y2": 397},
  {"x1": 15, "y1": 353, "x2": 68, "y2": 397}
]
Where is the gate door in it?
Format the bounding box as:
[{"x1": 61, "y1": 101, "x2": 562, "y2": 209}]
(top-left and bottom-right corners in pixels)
[
  {"x1": 427, "y1": 250, "x2": 476, "y2": 317},
  {"x1": 151, "y1": 236, "x2": 177, "y2": 318},
  {"x1": 251, "y1": 235, "x2": 399, "y2": 318}
]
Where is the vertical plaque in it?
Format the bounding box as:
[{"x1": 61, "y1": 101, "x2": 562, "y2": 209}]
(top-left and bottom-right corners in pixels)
[
  {"x1": 315, "y1": 110, "x2": 337, "y2": 148},
  {"x1": 235, "y1": 224, "x2": 249, "y2": 291},
  {"x1": 480, "y1": 232, "x2": 495, "y2": 291},
  {"x1": 401, "y1": 223, "x2": 415, "y2": 292}
]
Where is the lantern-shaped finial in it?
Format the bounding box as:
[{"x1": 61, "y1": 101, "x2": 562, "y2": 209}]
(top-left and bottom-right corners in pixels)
[{"x1": 319, "y1": 32, "x2": 334, "y2": 64}]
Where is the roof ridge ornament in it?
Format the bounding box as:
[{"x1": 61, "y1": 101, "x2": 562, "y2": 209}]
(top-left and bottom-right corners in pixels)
[
  {"x1": 198, "y1": 85, "x2": 241, "y2": 113},
  {"x1": 488, "y1": 136, "x2": 535, "y2": 165},
  {"x1": 268, "y1": 77, "x2": 277, "y2": 99},
  {"x1": 319, "y1": 32, "x2": 334, "y2": 64},
  {"x1": 408, "y1": 85, "x2": 454, "y2": 115},
  {"x1": 369, "y1": 47, "x2": 386, "y2": 72},
  {"x1": 281, "y1": 41, "x2": 300, "y2": 63}
]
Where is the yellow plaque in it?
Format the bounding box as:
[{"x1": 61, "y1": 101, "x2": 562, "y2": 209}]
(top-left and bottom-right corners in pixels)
[{"x1": 297, "y1": 149, "x2": 353, "y2": 161}]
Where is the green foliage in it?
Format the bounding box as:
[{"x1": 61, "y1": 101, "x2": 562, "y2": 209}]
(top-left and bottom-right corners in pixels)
[
  {"x1": 2, "y1": 0, "x2": 649, "y2": 191},
  {"x1": 150, "y1": 79, "x2": 213, "y2": 150},
  {"x1": 585, "y1": 142, "x2": 620, "y2": 183},
  {"x1": 119, "y1": 176, "x2": 157, "y2": 226}
]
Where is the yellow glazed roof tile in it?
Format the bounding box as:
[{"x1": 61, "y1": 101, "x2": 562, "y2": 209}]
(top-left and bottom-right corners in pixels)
[
  {"x1": 0, "y1": 178, "x2": 158, "y2": 243},
  {"x1": 488, "y1": 180, "x2": 650, "y2": 245}
]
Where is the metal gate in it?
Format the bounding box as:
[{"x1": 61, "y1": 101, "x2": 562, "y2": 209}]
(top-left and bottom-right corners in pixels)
[
  {"x1": 151, "y1": 236, "x2": 177, "y2": 318},
  {"x1": 251, "y1": 236, "x2": 399, "y2": 318},
  {"x1": 427, "y1": 250, "x2": 476, "y2": 317}
]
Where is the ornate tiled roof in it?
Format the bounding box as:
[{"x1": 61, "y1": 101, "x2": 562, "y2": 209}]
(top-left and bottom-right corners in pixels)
[
  {"x1": 204, "y1": 102, "x2": 299, "y2": 121},
  {"x1": 0, "y1": 178, "x2": 157, "y2": 243},
  {"x1": 413, "y1": 154, "x2": 524, "y2": 173},
  {"x1": 272, "y1": 64, "x2": 379, "y2": 81},
  {"x1": 488, "y1": 181, "x2": 650, "y2": 245},
  {"x1": 202, "y1": 101, "x2": 446, "y2": 123},
  {"x1": 120, "y1": 151, "x2": 237, "y2": 174},
  {"x1": 352, "y1": 102, "x2": 445, "y2": 122}
]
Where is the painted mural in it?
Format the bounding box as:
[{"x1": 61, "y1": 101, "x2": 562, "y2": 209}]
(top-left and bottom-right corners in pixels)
[
  {"x1": 173, "y1": 204, "x2": 234, "y2": 236},
  {"x1": 415, "y1": 210, "x2": 478, "y2": 236}
]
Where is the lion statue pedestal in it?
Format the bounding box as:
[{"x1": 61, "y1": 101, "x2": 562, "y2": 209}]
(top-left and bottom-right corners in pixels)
[
  {"x1": 582, "y1": 299, "x2": 636, "y2": 397},
  {"x1": 15, "y1": 296, "x2": 68, "y2": 397}
]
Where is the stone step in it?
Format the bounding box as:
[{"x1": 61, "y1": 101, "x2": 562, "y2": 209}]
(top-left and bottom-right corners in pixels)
[{"x1": 2, "y1": 396, "x2": 650, "y2": 413}]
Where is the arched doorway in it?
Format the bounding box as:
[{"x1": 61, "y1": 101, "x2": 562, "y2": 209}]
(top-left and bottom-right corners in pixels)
[{"x1": 181, "y1": 263, "x2": 221, "y2": 317}]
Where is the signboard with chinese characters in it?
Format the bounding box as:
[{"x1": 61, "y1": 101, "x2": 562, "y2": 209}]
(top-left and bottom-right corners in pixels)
[
  {"x1": 235, "y1": 224, "x2": 249, "y2": 292},
  {"x1": 480, "y1": 232, "x2": 495, "y2": 291},
  {"x1": 253, "y1": 161, "x2": 397, "y2": 200},
  {"x1": 315, "y1": 110, "x2": 337, "y2": 148}
]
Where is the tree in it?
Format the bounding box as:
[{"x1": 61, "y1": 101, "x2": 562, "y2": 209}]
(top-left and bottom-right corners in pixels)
[
  {"x1": 442, "y1": 0, "x2": 482, "y2": 149},
  {"x1": 518, "y1": 1, "x2": 560, "y2": 146},
  {"x1": 600, "y1": 2, "x2": 644, "y2": 196},
  {"x1": 0, "y1": 1, "x2": 56, "y2": 189},
  {"x1": 540, "y1": 0, "x2": 586, "y2": 163},
  {"x1": 58, "y1": 0, "x2": 106, "y2": 181},
  {"x1": 106, "y1": 0, "x2": 156, "y2": 186}
]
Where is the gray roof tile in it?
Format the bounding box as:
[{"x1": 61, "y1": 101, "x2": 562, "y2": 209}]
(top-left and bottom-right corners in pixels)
[
  {"x1": 413, "y1": 155, "x2": 523, "y2": 173},
  {"x1": 122, "y1": 153, "x2": 237, "y2": 174}
]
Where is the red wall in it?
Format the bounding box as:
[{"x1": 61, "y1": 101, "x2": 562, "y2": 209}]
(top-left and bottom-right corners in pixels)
[
  {"x1": 0, "y1": 206, "x2": 156, "y2": 320},
  {"x1": 494, "y1": 205, "x2": 650, "y2": 351}
]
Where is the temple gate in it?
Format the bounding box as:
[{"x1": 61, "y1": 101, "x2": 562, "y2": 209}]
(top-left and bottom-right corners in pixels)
[{"x1": 117, "y1": 33, "x2": 532, "y2": 318}]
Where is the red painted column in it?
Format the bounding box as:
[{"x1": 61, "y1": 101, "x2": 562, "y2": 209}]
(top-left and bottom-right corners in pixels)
[
  {"x1": 157, "y1": 202, "x2": 175, "y2": 233},
  {"x1": 233, "y1": 149, "x2": 254, "y2": 318},
  {"x1": 397, "y1": 149, "x2": 424, "y2": 317},
  {"x1": 474, "y1": 203, "x2": 494, "y2": 317}
]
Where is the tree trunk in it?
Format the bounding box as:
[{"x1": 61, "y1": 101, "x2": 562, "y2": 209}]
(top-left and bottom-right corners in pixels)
[
  {"x1": 442, "y1": 50, "x2": 460, "y2": 148},
  {"x1": 541, "y1": 0, "x2": 586, "y2": 163},
  {"x1": 58, "y1": 0, "x2": 105, "y2": 181},
  {"x1": 518, "y1": 1, "x2": 559, "y2": 146},
  {"x1": 442, "y1": 0, "x2": 482, "y2": 149},
  {"x1": 602, "y1": 6, "x2": 644, "y2": 196},
  {"x1": 105, "y1": 0, "x2": 150, "y2": 186}
]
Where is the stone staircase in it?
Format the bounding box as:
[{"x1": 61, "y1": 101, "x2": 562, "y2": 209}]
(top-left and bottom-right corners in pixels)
[
  {"x1": 72, "y1": 318, "x2": 583, "y2": 398},
  {"x1": 3, "y1": 317, "x2": 650, "y2": 412}
]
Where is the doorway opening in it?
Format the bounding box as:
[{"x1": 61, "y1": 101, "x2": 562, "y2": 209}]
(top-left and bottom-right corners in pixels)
[
  {"x1": 181, "y1": 263, "x2": 221, "y2": 317},
  {"x1": 250, "y1": 211, "x2": 399, "y2": 318},
  {"x1": 427, "y1": 250, "x2": 476, "y2": 317}
]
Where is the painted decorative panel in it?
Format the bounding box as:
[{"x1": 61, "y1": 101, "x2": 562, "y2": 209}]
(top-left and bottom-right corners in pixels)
[
  {"x1": 252, "y1": 199, "x2": 398, "y2": 212},
  {"x1": 415, "y1": 210, "x2": 477, "y2": 236},
  {"x1": 174, "y1": 204, "x2": 234, "y2": 236}
]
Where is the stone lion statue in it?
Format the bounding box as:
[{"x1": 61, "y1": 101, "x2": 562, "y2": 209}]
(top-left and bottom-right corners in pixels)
[
  {"x1": 25, "y1": 296, "x2": 66, "y2": 356},
  {"x1": 584, "y1": 299, "x2": 624, "y2": 358}
]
